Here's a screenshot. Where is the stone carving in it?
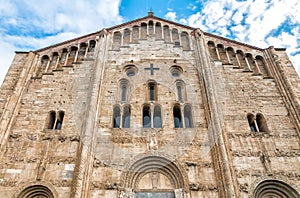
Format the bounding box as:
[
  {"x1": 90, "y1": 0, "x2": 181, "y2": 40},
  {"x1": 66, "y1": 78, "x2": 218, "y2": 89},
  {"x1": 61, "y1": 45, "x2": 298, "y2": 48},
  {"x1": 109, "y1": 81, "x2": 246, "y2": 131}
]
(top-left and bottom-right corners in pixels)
[
  {"x1": 9, "y1": 133, "x2": 21, "y2": 139},
  {"x1": 185, "y1": 161, "x2": 198, "y2": 166},
  {"x1": 36, "y1": 159, "x2": 46, "y2": 181},
  {"x1": 0, "y1": 179, "x2": 17, "y2": 187},
  {"x1": 104, "y1": 181, "x2": 120, "y2": 190},
  {"x1": 118, "y1": 188, "x2": 134, "y2": 198},
  {"x1": 148, "y1": 133, "x2": 158, "y2": 151},
  {"x1": 69, "y1": 135, "x2": 80, "y2": 142},
  {"x1": 239, "y1": 183, "x2": 249, "y2": 193},
  {"x1": 93, "y1": 157, "x2": 106, "y2": 168},
  {"x1": 189, "y1": 183, "x2": 218, "y2": 191},
  {"x1": 151, "y1": 172, "x2": 159, "y2": 189}
]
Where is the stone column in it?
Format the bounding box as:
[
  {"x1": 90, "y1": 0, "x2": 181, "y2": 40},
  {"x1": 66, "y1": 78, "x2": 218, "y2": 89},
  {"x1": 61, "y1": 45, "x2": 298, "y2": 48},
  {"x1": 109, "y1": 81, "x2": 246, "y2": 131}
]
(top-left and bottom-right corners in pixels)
[{"x1": 193, "y1": 29, "x2": 238, "y2": 197}]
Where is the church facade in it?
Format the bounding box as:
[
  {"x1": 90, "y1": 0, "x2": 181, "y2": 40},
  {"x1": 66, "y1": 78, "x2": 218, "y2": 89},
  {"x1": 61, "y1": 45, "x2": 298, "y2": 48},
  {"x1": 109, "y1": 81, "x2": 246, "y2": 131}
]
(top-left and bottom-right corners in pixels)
[{"x1": 0, "y1": 12, "x2": 299, "y2": 198}]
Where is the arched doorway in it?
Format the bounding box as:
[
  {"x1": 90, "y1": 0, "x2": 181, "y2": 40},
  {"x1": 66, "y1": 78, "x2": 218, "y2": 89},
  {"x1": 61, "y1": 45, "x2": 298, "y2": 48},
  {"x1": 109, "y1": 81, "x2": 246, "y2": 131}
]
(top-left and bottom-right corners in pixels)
[
  {"x1": 119, "y1": 154, "x2": 189, "y2": 198},
  {"x1": 253, "y1": 180, "x2": 299, "y2": 198},
  {"x1": 16, "y1": 185, "x2": 55, "y2": 198}
]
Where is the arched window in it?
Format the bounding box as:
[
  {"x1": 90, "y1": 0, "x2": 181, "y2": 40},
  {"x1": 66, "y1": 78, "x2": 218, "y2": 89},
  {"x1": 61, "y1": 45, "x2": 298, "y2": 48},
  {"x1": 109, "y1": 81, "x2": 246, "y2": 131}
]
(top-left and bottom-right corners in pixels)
[
  {"x1": 217, "y1": 44, "x2": 226, "y2": 62},
  {"x1": 184, "y1": 105, "x2": 193, "y2": 128},
  {"x1": 246, "y1": 53, "x2": 255, "y2": 72},
  {"x1": 181, "y1": 31, "x2": 190, "y2": 50},
  {"x1": 141, "y1": 23, "x2": 147, "y2": 39},
  {"x1": 153, "y1": 105, "x2": 162, "y2": 128},
  {"x1": 172, "y1": 28, "x2": 179, "y2": 46},
  {"x1": 123, "y1": 28, "x2": 131, "y2": 45},
  {"x1": 226, "y1": 47, "x2": 238, "y2": 66},
  {"x1": 163, "y1": 25, "x2": 171, "y2": 42},
  {"x1": 59, "y1": 49, "x2": 68, "y2": 68},
  {"x1": 113, "y1": 31, "x2": 122, "y2": 50},
  {"x1": 38, "y1": 55, "x2": 49, "y2": 76},
  {"x1": 132, "y1": 25, "x2": 139, "y2": 42},
  {"x1": 256, "y1": 56, "x2": 269, "y2": 77},
  {"x1": 121, "y1": 85, "x2": 127, "y2": 102},
  {"x1": 148, "y1": 21, "x2": 154, "y2": 36},
  {"x1": 113, "y1": 106, "x2": 121, "y2": 128},
  {"x1": 119, "y1": 79, "x2": 129, "y2": 102},
  {"x1": 148, "y1": 81, "x2": 157, "y2": 101},
  {"x1": 177, "y1": 85, "x2": 182, "y2": 102},
  {"x1": 78, "y1": 42, "x2": 87, "y2": 60},
  {"x1": 170, "y1": 65, "x2": 183, "y2": 77},
  {"x1": 143, "y1": 105, "x2": 151, "y2": 128},
  {"x1": 122, "y1": 105, "x2": 131, "y2": 128},
  {"x1": 247, "y1": 113, "x2": 257, "y2": 132},
  {"x1": 47, "y1": 111, "x2": 56, "y2": 129},
  {"x1": 256, "y1": 113, "x2": 269, "y2": 132},
  {"x1": 207, "y1": 41, "x2": 218, "y2": 61},
  {"x1": 175, "y1": 80, "x2": 186, "y2": 102},
  {"x1": 173, "y1": 105, "x2": 182, "y2": 128},
  {"x1": 67, "y1": 46, "x2": 78, "y2": 65},
  {"x1": 155, "y1": 22, "x2": 162, "y2": 39},
  {"x1": 49, "y1": 52, "x2": 59, "y2": 71},
  {"x1": 236, "y1": 50, "x2": 247, "y2": 70},
  {"x1": 88, "y1": 40, "x2": 96, "y2": 52},
  {"x1": 55, "y1": 111, "x2": 64, "y2": 130}
]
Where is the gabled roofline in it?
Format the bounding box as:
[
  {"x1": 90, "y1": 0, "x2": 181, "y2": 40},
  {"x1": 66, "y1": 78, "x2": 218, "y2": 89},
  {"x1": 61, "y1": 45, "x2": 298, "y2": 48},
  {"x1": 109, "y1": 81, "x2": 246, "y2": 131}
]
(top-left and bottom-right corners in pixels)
[
  {"x1": 34, "y1": 13, "x2": 264, "y2": 53},
  {"x1": 203, "y1": 31, "x2": 264, "y2": 51},
  {"x1": 106, "y1": 13, "x2": 195, "y2": 32},
  {"x1": 34, "y1": 29, "x2": 105, "y2": 53}
]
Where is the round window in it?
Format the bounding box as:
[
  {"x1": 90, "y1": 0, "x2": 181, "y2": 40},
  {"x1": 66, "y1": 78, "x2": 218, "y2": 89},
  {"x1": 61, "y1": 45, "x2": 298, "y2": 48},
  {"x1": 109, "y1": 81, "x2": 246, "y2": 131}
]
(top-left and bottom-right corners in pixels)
[{"x1": 126, "y1": 69, "x2": 136, "y2": 77}]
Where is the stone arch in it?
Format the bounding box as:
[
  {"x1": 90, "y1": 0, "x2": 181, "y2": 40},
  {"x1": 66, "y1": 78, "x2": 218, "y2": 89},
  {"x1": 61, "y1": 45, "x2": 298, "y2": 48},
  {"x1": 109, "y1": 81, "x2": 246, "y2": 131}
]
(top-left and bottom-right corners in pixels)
[
  {"x1": 173, "y1": 103, "x2": 182, "y2": 128},
  {"x1": 122, "y1": 105, "x2": 131, "y2": 128},
  {"x1": 246, "y1": 53, "x2": 256, "y2": 72},
  {"x1": 120, "y1": 153, "x2": 190, "y2": 193},
  {"x1": 163, "y1": 25, "x2": 171, "y2": 42},
  {"x1": 256, "y1": 113, "x2": 269, "y2": 132},
  {"x1": 155, "y1": 22, "x2": 162, "y2": 39},
  {"x1": 247, "y1": 113, "x2": 257, "y2": 132},
  {"x1": 59, "y1": 48, "x2": 68, "y2": 68},
  {"x1": 113, "y1": 31, "x2": 122, "y2": 50},
  {"x1": 236, "y1": 50, "x2": 247, "y2": 70},
  {"x1": 216, "y1": 44, "x2": 226, "y2": 62},
  {"x1": 119, "y1": 78, "x2": 129, "y2": 102},
  {"x1": 252, "y1": 179, "x2": 299, "y2": 198},
  {"x1": 132, "y1": 25, "x2": 139, "y2": 42},
  {"x1": 183, "y1": 104, "x2": 193, "y2": 128},
  {"x1": 66, "y1": 46, "x2": 78, "y2": 65},
  {"x1": 181, "y1": 31, "x2": 190, "y2": 50},
  {"x1": 175, "y1": 80, "x2": 186, "y2": 102},
  {"x1": 123, "y1": 28, "x2": 131, "y2": 45},
  {"x1": 172, "y1": 28, "x2": 180, "y2": 46},
  {"x1": 148, "y1": 20, "x2": 154, "y2": 36},
  {"x1": 78, "y1": 42, "x2": 87, "y2": 60},
  {"x1": 113, "y1": 105, "x2": 121, "y2": 128},
  {"x1": 13, "y1": 182, "x2": 58, "y2": 198},
  {"x1": 49, "y1": 52, "x2": 59, "y2": 71},
  {"x1": 88, "y1": 40, "x2": 96, "y2": 52},
  {"x1": 147, "y1": 80, "x2": 158, "y2": 101},
  {"x1": 226, "y1": 47, "x2": 238, "y2": 66},
  {"x1": 141, "y1": 22, "x2": 147, "y2": 39},
  {"x1": 153, "y1": 104, "x2": 162, "y2": 128},
  {"x1": 256, "y1": 55, "x2": 269, "y2": 77},
  {"x1": 207, "y1": 41, "x2": 218, "y2": 61},
  {"x1": 142, "y1": 104, "x2": 151, "y2": 128}
]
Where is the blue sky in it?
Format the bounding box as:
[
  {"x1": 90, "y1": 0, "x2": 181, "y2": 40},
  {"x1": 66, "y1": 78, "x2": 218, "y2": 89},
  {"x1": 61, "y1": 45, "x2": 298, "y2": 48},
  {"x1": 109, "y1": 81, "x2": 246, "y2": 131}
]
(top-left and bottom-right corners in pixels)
[{"x1": 0, "y1": 0, "x2": 299, "y2": 84}]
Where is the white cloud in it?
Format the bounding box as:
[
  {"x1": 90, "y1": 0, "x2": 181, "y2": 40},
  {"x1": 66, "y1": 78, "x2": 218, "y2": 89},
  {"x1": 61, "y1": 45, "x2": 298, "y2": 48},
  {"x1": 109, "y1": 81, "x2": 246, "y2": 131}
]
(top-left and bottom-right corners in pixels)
[
  {"x1": 186, "y1": 0, "x2": 300, "y2": 76},
  {"x1": 0, "y1": 0, "x2": 123, "y2": 86},
  {"x1": 165, "y1": 11, "x2": 177, "y2": 22}
]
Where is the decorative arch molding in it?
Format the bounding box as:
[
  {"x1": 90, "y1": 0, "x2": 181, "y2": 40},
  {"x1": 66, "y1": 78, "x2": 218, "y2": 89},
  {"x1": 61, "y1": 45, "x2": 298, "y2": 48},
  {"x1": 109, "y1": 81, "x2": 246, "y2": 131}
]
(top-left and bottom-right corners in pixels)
[
  {"x1": 13, "y1": 181, "x2": 58, "y2": 198},
  {"x1": 250, "y1": 178, "x2": 300, "y2": 198},
  {"x1": 119, "y1": 152, "x2": 190, "y2": 193}
]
